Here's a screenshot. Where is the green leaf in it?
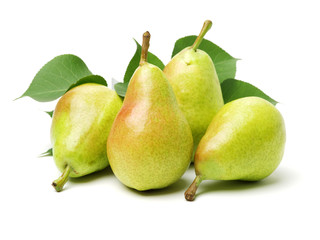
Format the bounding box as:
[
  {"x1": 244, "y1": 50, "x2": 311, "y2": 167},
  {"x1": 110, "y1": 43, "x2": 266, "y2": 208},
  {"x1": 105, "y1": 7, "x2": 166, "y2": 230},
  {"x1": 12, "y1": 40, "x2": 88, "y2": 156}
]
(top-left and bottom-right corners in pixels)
[
  {"x1": 18, "y1": 54, "x2": 92, "y2": 102},
  {"x1": 39, "y1": 148, "x2": 52, "y2": 157},
  {"x1": 46, "y1": 111, "x2": 54, "y2": 118},
  {"x1": 221, "y1": 79, "x2": 278, "y2": 105},
  {"x1": 114, "y1": 82, "x2": 128, "y2": 98},
  {"x1": 124, "y1": 39, "x2": 165, "y2": 83},
  {"x1": 114, "y1": 39, "x2": 164, "y2": 97},
  {"x1": 66, "y1": 75, "x2": 107, "y2": 92},
  {"x1": 171, "y1": 36, "x2": 238, "y2": 83}
]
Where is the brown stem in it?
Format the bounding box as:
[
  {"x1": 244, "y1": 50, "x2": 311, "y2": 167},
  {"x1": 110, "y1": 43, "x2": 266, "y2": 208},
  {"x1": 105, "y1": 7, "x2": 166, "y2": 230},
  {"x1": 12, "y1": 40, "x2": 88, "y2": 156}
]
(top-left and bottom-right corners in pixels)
[
  {"x1": 184, "y1": 175, "x2": 203, "y2": 201},
  {"x1": 139, "y1": 31, "x2": 151, "y2": 65}
]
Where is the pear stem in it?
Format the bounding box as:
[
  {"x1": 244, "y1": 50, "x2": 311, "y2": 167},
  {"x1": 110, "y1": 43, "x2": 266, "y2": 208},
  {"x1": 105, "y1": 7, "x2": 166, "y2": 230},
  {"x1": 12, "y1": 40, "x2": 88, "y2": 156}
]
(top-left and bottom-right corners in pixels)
[
  {"x1": 184, "y1": 175, "x2": 203, "y2": 201},
  {"x1": 191, "y1": 20, "x2": 212, "y2": 51},
  {"x1": 139, "y1": 31, "x2": 151, "y2": 66},
  {"x1": 52, "y1": 165, "x2": 71, "y2": 192}
]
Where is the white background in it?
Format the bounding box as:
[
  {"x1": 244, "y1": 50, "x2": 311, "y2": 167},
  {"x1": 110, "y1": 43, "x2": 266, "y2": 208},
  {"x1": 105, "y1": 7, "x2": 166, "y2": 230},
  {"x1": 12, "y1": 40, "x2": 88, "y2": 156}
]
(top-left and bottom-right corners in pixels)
[{"x1": 1, "y1": 0, "x2": 319, "y2": 239}]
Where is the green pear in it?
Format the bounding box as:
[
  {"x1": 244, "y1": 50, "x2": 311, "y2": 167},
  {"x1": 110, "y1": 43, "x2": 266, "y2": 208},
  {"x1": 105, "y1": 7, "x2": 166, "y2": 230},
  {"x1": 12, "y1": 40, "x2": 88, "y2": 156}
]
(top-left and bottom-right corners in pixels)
[
  {"x1": 107, "y1": 32, "x2": 193, "y2": 191},
  {"x1": 185, "y1": 97, "x2": 286, "y2": 201},
  {"x1": 51, "y1": 83, "x2": 123, "y2": 191},
  {"x1": 163, "y1": 20, "x2": 224, "y2": 158}
]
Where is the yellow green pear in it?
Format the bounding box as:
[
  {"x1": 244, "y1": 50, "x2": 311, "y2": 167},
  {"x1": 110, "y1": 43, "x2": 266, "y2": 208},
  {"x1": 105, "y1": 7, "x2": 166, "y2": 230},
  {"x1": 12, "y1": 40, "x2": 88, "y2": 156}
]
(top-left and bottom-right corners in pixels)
[
  {"x1": 51, "y1": 83, "x2": 123, "y2": 191},
  {"x1": 107, "y1": 32, "x2": 193, "y2": 191},
  {"x1": 185, "y1": 97, "x2": 286, "y2": 201},
  {"x1": 163, "y1": 20, "x2": 224, "y2": 158}
]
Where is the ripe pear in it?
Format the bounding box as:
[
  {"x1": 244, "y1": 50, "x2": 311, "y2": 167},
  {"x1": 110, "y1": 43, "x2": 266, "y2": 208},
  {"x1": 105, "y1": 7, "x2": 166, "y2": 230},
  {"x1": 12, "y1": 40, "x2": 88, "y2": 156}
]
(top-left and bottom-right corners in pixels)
[
  {"x1": 51, "y1": 83, "x2": 123, "y2": 191},
  {"x1": 107, "y1": 32, "x2": 193, "y2": 191},
  {"x1": 185, "y1": 97, "x2": 286, "y2": 201},
  {"x1": 163, "y1": 20, "x2": 224, "y2": 158}
]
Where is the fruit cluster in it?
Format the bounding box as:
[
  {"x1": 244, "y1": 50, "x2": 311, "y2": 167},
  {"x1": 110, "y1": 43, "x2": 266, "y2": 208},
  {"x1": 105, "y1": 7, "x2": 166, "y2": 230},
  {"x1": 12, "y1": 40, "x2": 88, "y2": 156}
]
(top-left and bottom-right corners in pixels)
[{"x1": 27, "y1": 20, "x2": 287, "y2": 201}]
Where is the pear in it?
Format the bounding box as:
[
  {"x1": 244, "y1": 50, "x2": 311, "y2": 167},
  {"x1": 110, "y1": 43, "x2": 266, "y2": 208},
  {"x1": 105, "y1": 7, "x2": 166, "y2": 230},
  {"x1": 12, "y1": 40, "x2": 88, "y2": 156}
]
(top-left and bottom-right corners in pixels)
[
  {"x1": 51, "y1": 83, "x2": 123, "y2": 191},
  {"x1": 107, "y1": 32, "x2": 193, "y2": 191},
  {"x1": 185, "y1": 97, "x2": 286, "y2": 201},
  {"x1": 163, "y1": 20, "x2": 224, "y2": 158}
]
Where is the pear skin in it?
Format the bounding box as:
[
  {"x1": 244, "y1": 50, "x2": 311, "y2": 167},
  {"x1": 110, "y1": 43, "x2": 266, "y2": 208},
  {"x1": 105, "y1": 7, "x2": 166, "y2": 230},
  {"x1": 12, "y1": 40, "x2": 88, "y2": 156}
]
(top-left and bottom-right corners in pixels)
[
  {"x1": 107, "y1": 32, "x2": 193, "y2": 191},
  {"x1": 164, "y1": 20, "x2": 224, "y2": 158},
  {"x1": 51, "y1": 83, "x2": 123, "y2": 191},
  {"x1": 185, "y1": 97, "x2": 286, "y2": 201}
]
